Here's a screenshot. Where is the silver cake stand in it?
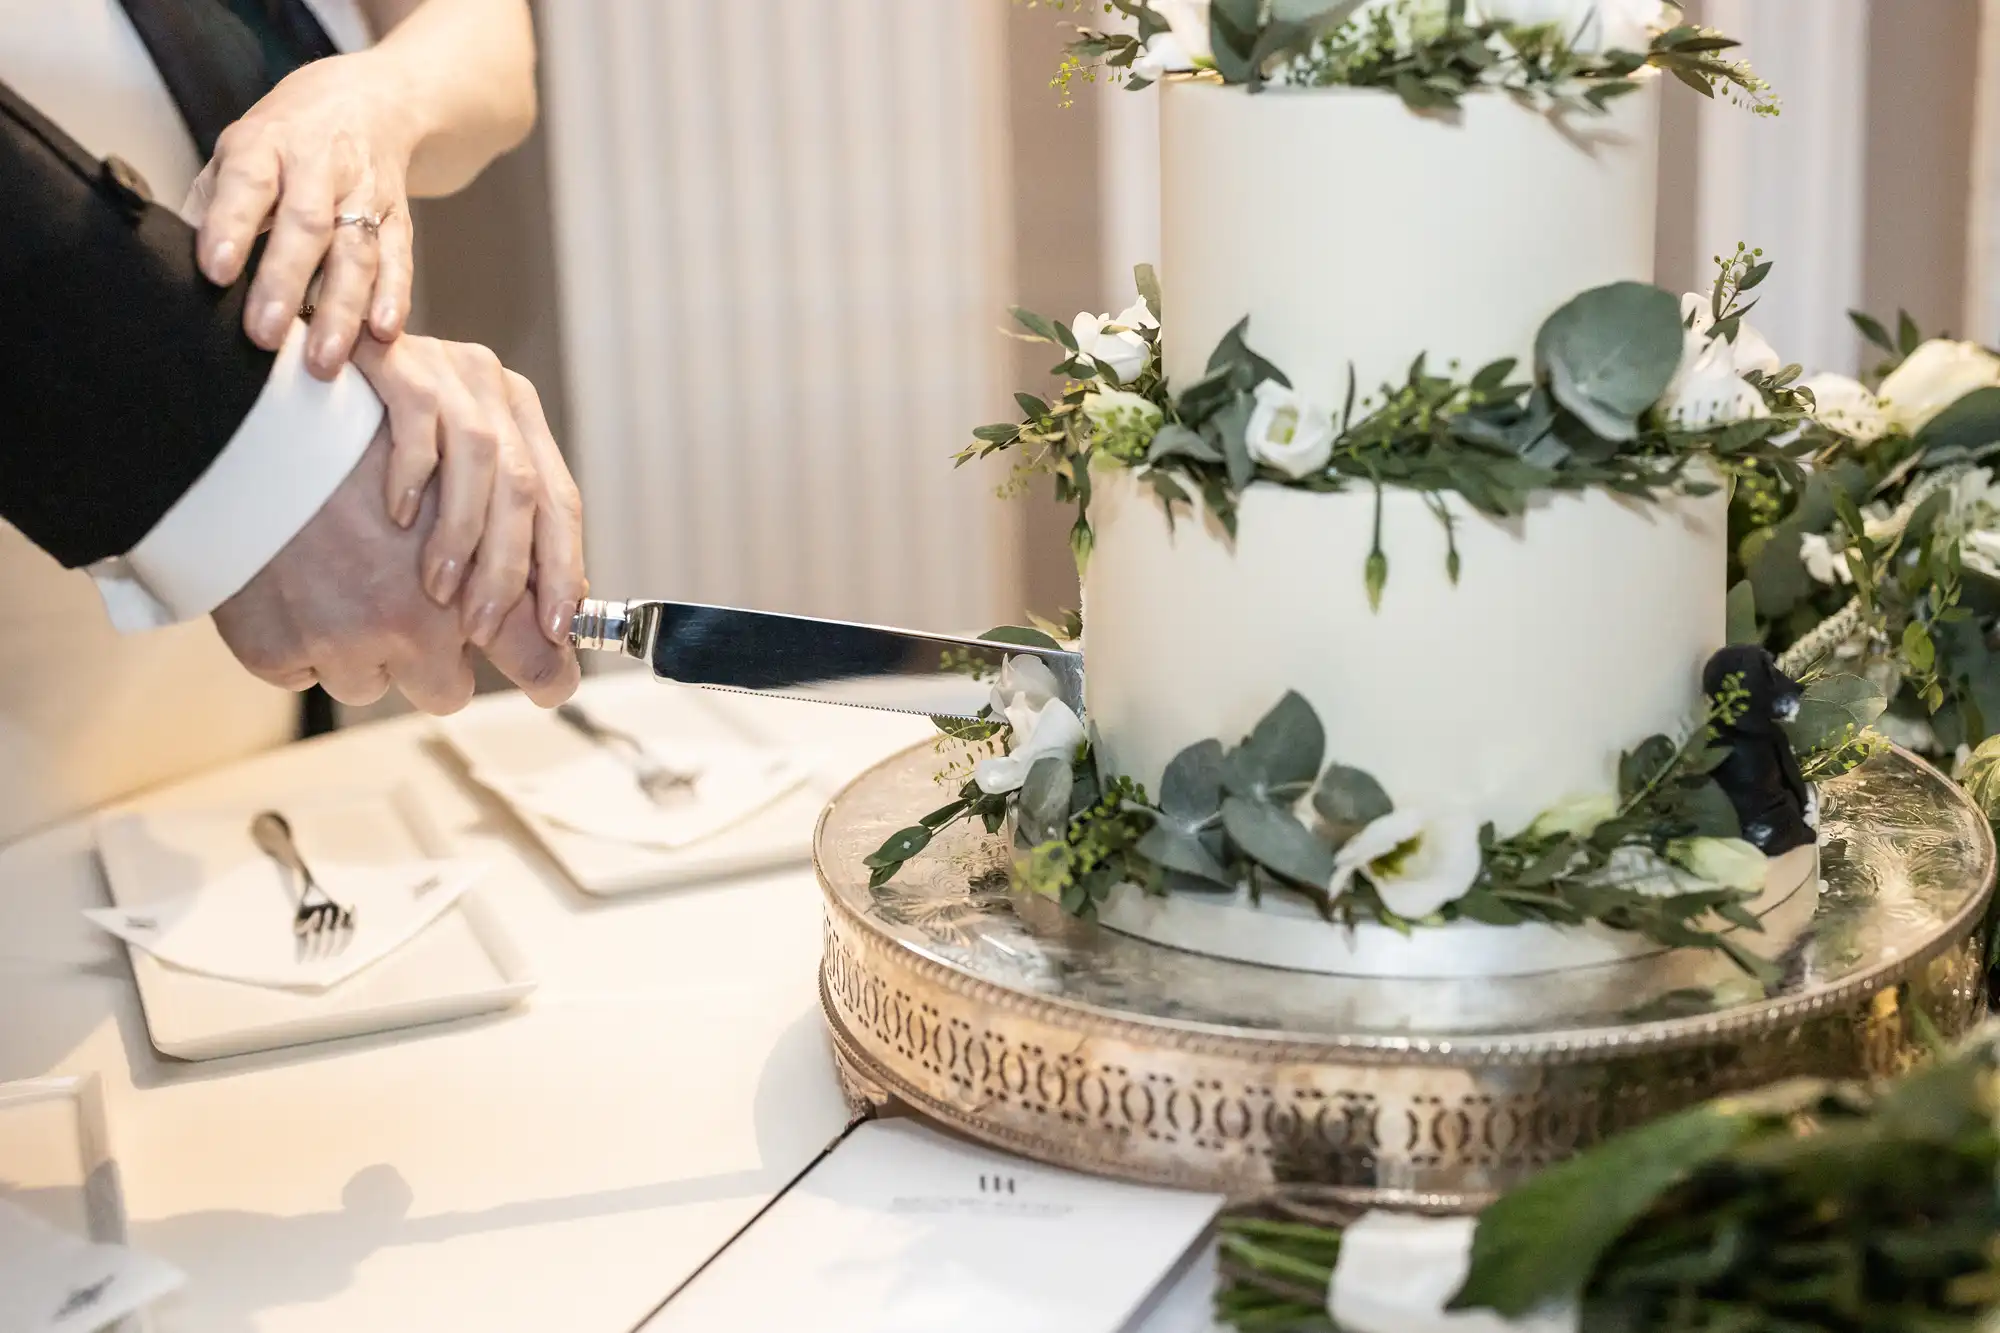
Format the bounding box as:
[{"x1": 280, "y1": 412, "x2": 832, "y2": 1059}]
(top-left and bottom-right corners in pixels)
[{"x1": 817, "y1": 744, "x2": 1996, "y2": 1210}]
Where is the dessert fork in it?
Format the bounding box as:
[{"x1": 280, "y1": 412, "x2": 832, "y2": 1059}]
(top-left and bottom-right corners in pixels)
[
  {"x1": 250, "y1": 810, "x2": 355, "y2": 947},
  {"x1": 554, "y1": 702, "x2": 697, "y2": 802}
]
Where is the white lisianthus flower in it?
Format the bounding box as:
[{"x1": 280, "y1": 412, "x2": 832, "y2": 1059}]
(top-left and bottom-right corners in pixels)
[
  {"x1": 1329, "y1": 810, "x2": 1484, "y2": 920},
  {"x1": 1082, "y1": 388, "x2": 1163, "y2": 431},
  {"x1": 972, "y1": 655, "x2": 1086, "y2": 795},
  {"x1": 1070, "y1": 299, "x2": 1155, "y2": 385},
  {"x1": 1797, "y1": 373, "x2": 1890, "y2": 444},
  {"x1": 1965, "y1": 529, "x2": 2000, "y2": 579},
  {"x1": 1245, "y1": 379, "x2": 1336, "y2": 478},
  {"x1": 1874, "y1": 710, "x2": 1939, "y2": 755},
  {"x1": 1667, "y1": 836, "x2": 1769, "y2": 892},
  {"x1": 1478, "y1": 0, "x2": 1670, "y2": 53},
  {"x1": 1529, "y1": 791, "x2": 1620, "y2": 840},
  {"x1": 1797, "y1": 531, "x2": 1851, "y2": 586},
  {"x1": 1878, "y1": 339, "x2": 2000, "y2": 434}
]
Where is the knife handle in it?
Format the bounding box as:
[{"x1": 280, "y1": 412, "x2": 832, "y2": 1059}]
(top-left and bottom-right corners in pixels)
[{"x1": 570, "y1": 598, "x2": 657, "y2": 659}]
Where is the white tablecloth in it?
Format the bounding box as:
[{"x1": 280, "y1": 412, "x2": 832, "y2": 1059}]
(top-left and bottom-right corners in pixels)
[{"x1": 0, "y1": 675, "x2": 934, "y2": 1333}]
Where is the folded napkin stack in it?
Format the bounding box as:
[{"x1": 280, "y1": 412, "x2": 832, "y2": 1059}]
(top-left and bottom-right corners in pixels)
[{"x1": 472, "y1": 739, "x2": 820, "y2": 850}]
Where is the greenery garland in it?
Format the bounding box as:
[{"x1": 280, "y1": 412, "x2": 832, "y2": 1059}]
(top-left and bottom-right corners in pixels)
[
  {"x1": 1025, "y1": 0, "x2": 1775, "y2": 119},
  {"x1": 867, "y1": 628, "x2": 1881, "y2": 978},
  {"x1": 972, "y1": 252, "x2": 1811, "y2": 604}
]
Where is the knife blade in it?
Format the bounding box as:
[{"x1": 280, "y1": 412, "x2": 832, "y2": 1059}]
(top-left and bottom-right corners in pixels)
[{"x1": 568, "y1": 599, "x2": 1084, "y2": 721}]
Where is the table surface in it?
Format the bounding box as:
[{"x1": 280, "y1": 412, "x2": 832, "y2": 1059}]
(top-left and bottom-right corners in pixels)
[{"x1": 0, "y1": 673, "x2": 936, "y2": 1333}]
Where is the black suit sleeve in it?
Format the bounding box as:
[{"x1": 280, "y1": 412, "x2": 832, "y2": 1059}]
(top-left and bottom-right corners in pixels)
[{"x1": 0, "y1": 77, "x2": 276, "y2": 569}]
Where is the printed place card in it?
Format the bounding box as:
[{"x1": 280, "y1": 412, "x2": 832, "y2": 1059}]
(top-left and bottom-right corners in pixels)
[{"x1": 643, "y1": 1118, "x2": 1224, "y2": 1333}]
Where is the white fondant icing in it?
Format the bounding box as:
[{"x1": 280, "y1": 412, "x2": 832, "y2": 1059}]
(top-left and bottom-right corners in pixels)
[
  {"x1": 1082, "y1": 467, "x2": 1728, "y2": 835},
  {"x1": 1095, "y1": 844, "x2": 1818, "y2": 979},
  {"x1": 1157, "y1": 79, "x2": 1661, "y2": 410}
]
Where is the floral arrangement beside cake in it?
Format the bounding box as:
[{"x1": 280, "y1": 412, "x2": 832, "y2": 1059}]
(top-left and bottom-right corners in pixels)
[{"x1": 865, "y1": 0, "x2": 1933, "y2": 982}]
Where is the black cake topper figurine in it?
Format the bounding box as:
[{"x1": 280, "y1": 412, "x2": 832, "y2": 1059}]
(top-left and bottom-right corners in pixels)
[{"x1": 1702, "y1": 646, "x2": 1816, "y2": 856}]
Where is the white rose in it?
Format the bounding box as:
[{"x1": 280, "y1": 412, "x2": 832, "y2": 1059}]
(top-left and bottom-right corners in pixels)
[
  {"x1": 1071, "y1": 305, "x2": 1153, "y2": 385},
  {"x1": 1528, "y1": 791, "x2": 1619, "y2": 840},
  {"x1": 1797, "y1": 532, "x2": 1851, "y2": 586},
  {"x1": 1666, "y1": 836, "x2": 1769, "y2": 892},
  {"x1": 973, "y1": 655, "x2": 1086, "y2": 795},
  {"x1": 1246, "y1": 379, "x2": 1336, "y2": 478},
  {"x1": 1797, "y1": 373, "x2": 1889, "y2": 444},
  {"x1": 1150, "y1": 0, "x2": 1213, "y2": 65},
  {"x1": 1878, "y1": 339, "x2": 2000, "y2": 434},
  {"x1": 1329, "y1": 809, "x2": 1484, "y2": 920},
  {"x1": 1965, "y1": 529, "x2": 2000, "y2": 579},
  {"x1": 1477, "y1": 0, "x2": 1669, "y2": 53}
]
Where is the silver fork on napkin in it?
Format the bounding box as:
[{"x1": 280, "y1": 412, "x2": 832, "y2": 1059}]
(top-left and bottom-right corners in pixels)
[
  {"x1": 250, "y1": 811, "x2": 355, "y2": 950},
  {"x1": 554, "y1": 703, "x2": 697, "y2": 803}
]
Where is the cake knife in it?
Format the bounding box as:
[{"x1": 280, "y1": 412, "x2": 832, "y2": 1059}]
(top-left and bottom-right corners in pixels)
[{"x1": 567, "y1": 598, "x2": 1084, "y2": 721}]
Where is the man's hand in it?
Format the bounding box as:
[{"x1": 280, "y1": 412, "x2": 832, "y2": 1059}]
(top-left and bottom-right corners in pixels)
[{"x1": 212, "y1": 425, "x2": 580, "y2": 712}]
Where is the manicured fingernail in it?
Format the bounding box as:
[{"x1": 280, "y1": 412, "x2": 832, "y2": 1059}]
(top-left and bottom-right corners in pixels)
[
  {"x1": 311, "y1": 333, "x2": 340, "y2": 370},
  {"x1": 426, "y1": 556, "x2": 461, "y2": 604},
  {"x1": 548, "y1": 598, "x2": 578, "y2": 646},
  {"x1": 206, "y1": 239, "x2": 237, "y2": 280},
  {"x1": 393, "y1": 486, "x2": 421, "y2": 528},
  {"x1": 371, "y1": 301, "x2": 398, "y2": 333},
  {"x1": 258, "y1": 300, "x2": 290, "y2": 342},
  {"x1": 467, "y1": 600, "x2": 504, "y2": 648}
]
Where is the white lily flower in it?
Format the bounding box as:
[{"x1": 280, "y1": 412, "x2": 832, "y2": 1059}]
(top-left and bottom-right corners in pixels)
[
  {"x1": 1667, "y1": 836, "x2": 1769, "y2": 892},
  {"x1": 1797, "y1": 373, "x2": 1889, "y2": 444},
  {"x1": 1071, "y1": 306, "x2": 1152, "y2": 385},
  {"x1": 1330, "y1": 810, "x2": 1483, "y2": 920},
  {"x1": 1529, "y1": 791, "x2": 1620, "y2": 840},
  {"x1": 1245, "y1": 379, "x2": 1336, "y2": 479},
  {"x1": 1878, "y1": 339, "x2": 2000, "y2": 434},
  {"x1": 974, "y1": 655, "x2": 1085, "y2": 795}
]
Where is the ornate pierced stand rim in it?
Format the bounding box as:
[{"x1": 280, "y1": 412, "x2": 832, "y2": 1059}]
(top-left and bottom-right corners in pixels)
[{"x1": 815, "y1": 742, "x2": 1995, "y2": 1201}]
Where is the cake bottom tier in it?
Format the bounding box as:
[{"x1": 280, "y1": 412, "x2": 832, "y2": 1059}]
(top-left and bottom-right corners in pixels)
[{"x1": 1093, "y1": 843, "x2": 1820, "y2": 979}]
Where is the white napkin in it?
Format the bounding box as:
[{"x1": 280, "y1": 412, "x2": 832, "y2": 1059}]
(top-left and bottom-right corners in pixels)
[
  {"x1": 84, "y1": 857, "x2": 482, "y2": 991},
  {"x1": 1328, "y1": 1211, "x2": 1579, "y2": 1333},
  {"x1": 0, "y1": 1197, "x2": 184, "y2": 1333},
  {"x1": 475, "y1": 741, "x2": 819, "y2": 849}
]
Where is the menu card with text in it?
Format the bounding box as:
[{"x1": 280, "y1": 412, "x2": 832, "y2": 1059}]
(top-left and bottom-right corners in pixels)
[{"x1": 643, "y1": 1118, "x2": 1224, "y2": 1333}]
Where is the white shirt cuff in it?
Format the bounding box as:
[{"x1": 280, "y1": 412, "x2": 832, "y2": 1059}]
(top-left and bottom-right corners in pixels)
[{"x1": 89, "y1": 320, "x2": 385, "y2": 631}]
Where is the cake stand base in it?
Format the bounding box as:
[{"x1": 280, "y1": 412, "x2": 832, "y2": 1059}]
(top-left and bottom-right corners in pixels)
[{"x1": 815, "y1": 745, "x2": 1995, "y2": 1208}]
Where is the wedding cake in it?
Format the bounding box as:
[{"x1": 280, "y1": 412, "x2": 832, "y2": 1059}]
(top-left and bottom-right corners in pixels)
[{"x1": 872, "y1": 2, "x2": 1850, "y2": 984}]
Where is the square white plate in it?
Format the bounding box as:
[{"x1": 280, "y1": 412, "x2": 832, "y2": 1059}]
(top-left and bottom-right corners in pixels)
[
  {"x1": 434, "y1": 675, "x2": 841, "y2": 895},
  {"x1": 94, "y1": 786, "x2": 536, "y2": 1062},
  {"x1": 0, "y1": 1075, "x2": 147, "y2": 1332}
]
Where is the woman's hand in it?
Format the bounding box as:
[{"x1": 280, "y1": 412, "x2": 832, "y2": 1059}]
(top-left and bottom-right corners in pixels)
[
  {"x1": 184, "y1": 52, "x2": 418, "y2": 377},
  {"x1": 350, "y1": 335, "x2": 587, "y2": 652}
]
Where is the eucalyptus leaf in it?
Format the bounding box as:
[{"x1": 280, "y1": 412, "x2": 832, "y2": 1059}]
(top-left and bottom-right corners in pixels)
[
  {"x1": 1213, "y1": 393, "x2": 1257, "y2": 491},
  {"x1": 1534, "y1": 282, "x2": 1684, "y2": 443},
  {"x1": 1160, "y1": 739, "x2": 1227, "y2": 821},
  {"x1": 1679, "y1": 778, "x2": 1743, "y2": 839},
  {"x1": 979, "y1": 625, "x2": 1063, "y2": 650},
  {"x1": 1725, "y1": 580, "x2": 1758, "y2": 646},
  {"x1": 1223, "y1": 691, "x2": 1326, "y2": 802},
  {"x1": 1221, "y1": 796, "x2": 1335, "y2": 887},
  {"x1": 864, "y1": 824, "x2": 931, "y2": 870},
  {"x1": 1313, "y1": 763, "x2": 1392, "y2": 849},
  {"x1": 1147, "y1": 423, "x2": 1223, "y2": 465},
  {"x1": 1019, "y1": 755, "x2": 1073, "y2": 847},
  {"x1": 1137, "y1": 822, "x2": 1233, "y2": 885},
  {"x1": 1619, "y1": 735, "x2": 1678, "y2": 799},
  {"x1": 1205, "y1": 316, "x2": 1288, "y2": 389},
  {"x1": 1133, "y1": 262, "x2": 1163, "y2": 325},
  {"x1": 1914, "y1": 386, "x2": 2000, "y2": 462},
  {"x1": 1782, "y1": 673, "x2": 1888, "y2": 752}
]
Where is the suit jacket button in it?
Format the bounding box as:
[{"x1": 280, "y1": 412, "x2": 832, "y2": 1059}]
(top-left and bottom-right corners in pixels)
[{"x1": 98, "y1": 155, "x2": 152, "y2": 218}]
